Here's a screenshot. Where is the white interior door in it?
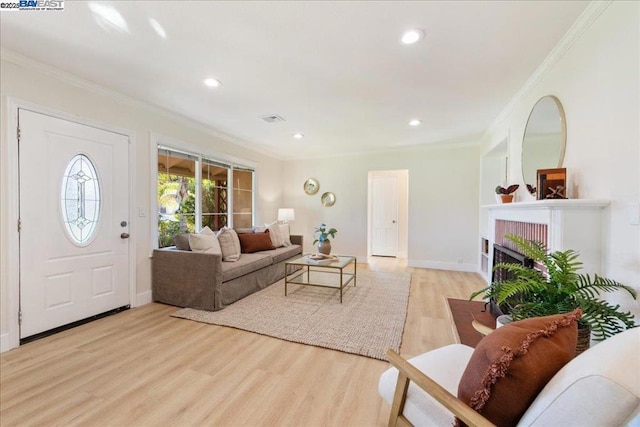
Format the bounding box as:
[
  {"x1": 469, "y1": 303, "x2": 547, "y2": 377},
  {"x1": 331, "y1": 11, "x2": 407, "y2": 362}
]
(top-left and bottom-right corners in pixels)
[
  {"x1": 19, "y1": 109, "x2": 130, "y2": 339},
  {"x1": 371, "y1": 174, "x2": 398, "y2": 257}
]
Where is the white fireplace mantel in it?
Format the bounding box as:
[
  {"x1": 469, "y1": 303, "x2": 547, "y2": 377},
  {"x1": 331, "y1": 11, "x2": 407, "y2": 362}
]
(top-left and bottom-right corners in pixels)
[{"x1": 482, "y1": 199, "x2": 611, "y2": 283}]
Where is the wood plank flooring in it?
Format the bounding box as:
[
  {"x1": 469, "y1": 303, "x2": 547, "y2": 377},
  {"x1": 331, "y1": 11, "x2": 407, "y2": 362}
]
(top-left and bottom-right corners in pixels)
[{"x1": 0, "y1": 259, "x2": 485, "y2": 426}]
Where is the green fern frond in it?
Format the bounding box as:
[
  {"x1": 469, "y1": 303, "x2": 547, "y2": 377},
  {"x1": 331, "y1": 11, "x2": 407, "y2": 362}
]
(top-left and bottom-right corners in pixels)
[
  {"x1": 576, "y1": 297, "x2": 637, "y2": 340},
  {"x1": 503, "y1": 234, "x2": 547, "y2": 261},
  {"x1": 575, "y1": 274, "x2": 638, "y2": 300}
]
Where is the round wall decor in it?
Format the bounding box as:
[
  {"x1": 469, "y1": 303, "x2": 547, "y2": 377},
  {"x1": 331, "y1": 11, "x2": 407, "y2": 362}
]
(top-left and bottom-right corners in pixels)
[
  {"x1": 304, "y1": 178, "x2": 320, "y2": 195},
  {"x1": 321, "y1": 192, "x2": 336, "y2": 207}
]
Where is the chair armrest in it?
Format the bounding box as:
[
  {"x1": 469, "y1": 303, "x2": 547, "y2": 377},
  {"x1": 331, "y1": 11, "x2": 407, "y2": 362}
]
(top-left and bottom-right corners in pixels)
[
  {"x1": 386, "y1": 349, "x2": 495, "y2": 427},
  {"x1": 472, "y1": 320, "x2": 495, "y2": 336}
]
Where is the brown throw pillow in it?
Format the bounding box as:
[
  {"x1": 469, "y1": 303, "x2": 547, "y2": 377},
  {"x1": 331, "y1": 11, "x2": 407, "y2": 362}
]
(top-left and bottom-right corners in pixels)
[
  {"x1": 457, "y1": 310, "x2": 581, "y2": 427},
  {"x1": 238, "y1": 232, "x2": 275, "y2": 253}
]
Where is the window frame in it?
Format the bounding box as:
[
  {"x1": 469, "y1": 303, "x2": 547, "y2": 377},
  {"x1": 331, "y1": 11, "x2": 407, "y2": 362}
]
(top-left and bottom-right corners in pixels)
[{"x1": 150, "y1": 134, "x2": 256, "y2": 250}]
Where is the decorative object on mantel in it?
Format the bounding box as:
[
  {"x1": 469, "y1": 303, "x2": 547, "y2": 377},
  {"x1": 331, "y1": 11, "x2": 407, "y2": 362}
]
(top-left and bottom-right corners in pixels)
[
  {"x1": 526, "y1": 183, "x2": 536, "y2": 196},
  {"x1": 536, "y1": 167, "x2": 567, "y2": 200},
  {"x1": 495, "y1": 184, "x2": 519, "y2": 203},
  {"x1": 313, "y1": 222, "x2": 337, "y2": 255},
  {"x1": 321, "y1": 191, "x2": 336, "y2": 207},
  {"x1": 470, "y1": 234, "x2": 637, "y2": 353},
  {"x1": 303, "y1": 178, "x2": 319, "y2": 195}
]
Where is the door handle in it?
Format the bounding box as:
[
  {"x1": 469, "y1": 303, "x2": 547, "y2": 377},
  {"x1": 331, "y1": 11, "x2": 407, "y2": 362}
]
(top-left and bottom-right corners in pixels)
[
  {"x1": 120, "y1": 233, "x2": 130, "y2": 239},
  {"x1": 392, "y1": 220, "x2": 397, "y2": 224}
]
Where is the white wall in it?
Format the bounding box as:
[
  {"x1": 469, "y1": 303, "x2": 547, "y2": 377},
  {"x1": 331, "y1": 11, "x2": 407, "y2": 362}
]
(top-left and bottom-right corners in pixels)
[
  {"x1": 282, "y1": 145, "x2": 480, "y2": 271},
  {"x1": 0, "y1": 56, "x2": 284, "y2": 341},
  {"x1": 480, "y1": 1, "x2": 640, "y2": 317}
]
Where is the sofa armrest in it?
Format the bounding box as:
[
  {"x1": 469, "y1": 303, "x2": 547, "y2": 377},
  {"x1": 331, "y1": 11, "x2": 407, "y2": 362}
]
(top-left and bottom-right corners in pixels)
[
  {"x1": 152, "y1": 248, "x2": 223, "y2": 311},
  {"x1": 290, "y1": 235, "x2": 303, "y2": 246}
]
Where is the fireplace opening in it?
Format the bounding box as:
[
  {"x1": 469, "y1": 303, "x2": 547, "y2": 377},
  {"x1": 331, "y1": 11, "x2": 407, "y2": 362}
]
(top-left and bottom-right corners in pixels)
[{"x1": 490, "y1": 244, "x2": 534, "y2": 317}]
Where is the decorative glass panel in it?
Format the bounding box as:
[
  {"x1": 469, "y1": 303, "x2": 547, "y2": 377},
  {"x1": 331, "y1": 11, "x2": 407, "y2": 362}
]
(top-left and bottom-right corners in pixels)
[{"x1": 61, "y1": 154, "x2": 101, "y2": 245}]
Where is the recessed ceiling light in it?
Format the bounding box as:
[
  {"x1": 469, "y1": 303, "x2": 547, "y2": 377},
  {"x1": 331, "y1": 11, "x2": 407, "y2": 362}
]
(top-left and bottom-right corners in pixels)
[
  {"x1": 401, "y1": 29, "x2": 424, "y2": 45},
  {"x1": 204, "y1": 78, "x2": 221, "y2": 88},
  {"x1": 293, "y1": 133, "x2": 304, "y2": 139},
  {"x1": 149, "y1": 18, "x2": 167, "y2": 39},
  {"x1": 409, "y1": 119, "x2": 422, "y2": 127}
]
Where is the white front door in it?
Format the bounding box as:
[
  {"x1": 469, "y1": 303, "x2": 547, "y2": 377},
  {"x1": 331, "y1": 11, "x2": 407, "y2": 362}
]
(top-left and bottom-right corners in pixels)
[
  {"x1": 371, "y1": 174, "x2": 398, "y2": 257},
  {"x1": 19, "y1": 109, "x2": 131, "y2": 339}
]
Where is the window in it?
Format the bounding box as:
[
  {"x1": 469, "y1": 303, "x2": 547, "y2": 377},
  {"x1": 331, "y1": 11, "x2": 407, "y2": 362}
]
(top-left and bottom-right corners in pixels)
[
  {"x1": 156, "y1": 145, "x2": 254, "y2": 248},
  {"x1": 61, "y1": 154, "x2": 101, "y2": 245}
]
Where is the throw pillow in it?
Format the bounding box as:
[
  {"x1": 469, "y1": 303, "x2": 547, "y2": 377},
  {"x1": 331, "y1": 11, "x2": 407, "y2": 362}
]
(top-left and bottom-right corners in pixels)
[
  {"x1": 216, "y1": 226, "x2": 241, "y2": 262},
  {"x1": 266, "y1": 221, "x2": 285, "y2": 248},
  {"x1": 188, "y1": 226, "x2": 222, "y2": 255},
  {"x1": 174, "y1": 234, "x2": 191, "y2": 251},
  {"x1": 238, "y1": 232, "x2": 275, "y2": 253},
  {"x1": 279, "y1": 223, "x2": 292, "y2": 246},
  {"x1": 457, "y1": 310, "x2": 581, "y2": 427}
]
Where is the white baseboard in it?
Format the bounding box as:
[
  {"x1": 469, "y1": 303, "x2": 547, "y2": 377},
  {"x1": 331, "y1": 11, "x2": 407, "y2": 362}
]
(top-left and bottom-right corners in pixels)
[
  {"x1": 407, "y1": 259, "x2": 478, "y2": 273},
  {"x1": 0, "y1": 333, "x2": 11, "y2": 353},
  {"x1": 135, "y1": 291, "x2": 153, "y2": 307}
]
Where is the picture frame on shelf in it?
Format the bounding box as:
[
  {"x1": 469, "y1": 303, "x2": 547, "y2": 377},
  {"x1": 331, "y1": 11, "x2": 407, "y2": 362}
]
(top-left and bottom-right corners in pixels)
[{"x1": 536, "y1": 167, "x2": 567, "y2": 200}]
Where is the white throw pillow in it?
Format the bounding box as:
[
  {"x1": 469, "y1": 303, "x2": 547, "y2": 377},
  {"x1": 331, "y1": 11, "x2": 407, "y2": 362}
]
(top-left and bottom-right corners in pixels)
[
  {"x1": 279, "y1": 223, "x2": 292, "y2": 246},
  {"x1": 188, "y1": 226, "x2": 222, "y2": 255},
  {"x1": 216, "y1": 226, "x2": 241, "y2": 262},
  {"x1": 266, "y1": 221, "x2": 285, "y2": 247}
]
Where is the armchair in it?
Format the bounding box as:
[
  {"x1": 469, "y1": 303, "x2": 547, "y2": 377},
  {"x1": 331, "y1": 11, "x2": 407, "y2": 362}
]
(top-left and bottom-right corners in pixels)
[{"x1": 379, "y1": 325, "x2": 639, "y2": 426}]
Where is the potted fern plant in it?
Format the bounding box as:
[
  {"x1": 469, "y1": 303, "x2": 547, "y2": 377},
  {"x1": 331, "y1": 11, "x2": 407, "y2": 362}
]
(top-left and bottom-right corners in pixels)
[{"x1": 470, "y1": 234, "x2": 637, "y2": 346}]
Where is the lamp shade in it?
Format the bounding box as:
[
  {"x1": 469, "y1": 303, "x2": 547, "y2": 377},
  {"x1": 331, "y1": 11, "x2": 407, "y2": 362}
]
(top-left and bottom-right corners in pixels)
[{"x1": 278, "y1": 208, "x2": 295, "y2": 222}]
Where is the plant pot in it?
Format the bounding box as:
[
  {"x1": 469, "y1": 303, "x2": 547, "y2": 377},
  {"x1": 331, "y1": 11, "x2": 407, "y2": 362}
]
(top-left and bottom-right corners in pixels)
[
  {"x1": 500, "y1": 194, "x2": 514, "y2": 203},
  {"x1": 317, "y1": 240, "x2": 332, "y2": 255},
  {"x1": 575, "y1": 324, "x2": 591, "y2": 357}
]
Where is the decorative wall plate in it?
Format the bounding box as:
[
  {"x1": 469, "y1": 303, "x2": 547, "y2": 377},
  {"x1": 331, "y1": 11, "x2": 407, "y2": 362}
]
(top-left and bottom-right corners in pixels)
[
  {"x1": 304, "y1": 178, "x2": 319, "y2": 195},
  {"x1": 321, "y1": 192, "x2": 336, "y2": 207}
]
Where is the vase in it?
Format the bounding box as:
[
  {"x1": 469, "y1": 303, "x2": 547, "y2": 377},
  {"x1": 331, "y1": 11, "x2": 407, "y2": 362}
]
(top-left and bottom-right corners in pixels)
[
  {"x1": 575, "y1": 325, "x2": 591, "y2": 357},
  {"x1": 500, "y1": 194, "x2": 514, "y2": 203},
  {"x1": 317, "y1": 240, "x2": 331, "y2": 255}
]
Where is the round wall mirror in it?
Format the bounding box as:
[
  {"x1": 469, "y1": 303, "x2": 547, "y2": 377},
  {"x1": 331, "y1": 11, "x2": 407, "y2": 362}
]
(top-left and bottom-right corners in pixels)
[
  {"x1": 521, "y1": 95, "x2": 567, "y2": 189},
  {"x1": 321, "y1": 192, "x2": 336, "y2": 207}
]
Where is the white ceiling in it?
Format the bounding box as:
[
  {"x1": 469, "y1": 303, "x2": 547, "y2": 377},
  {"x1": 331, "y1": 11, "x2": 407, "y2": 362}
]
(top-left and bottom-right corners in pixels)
[{"x1": 0, "y1": 1, "x2": 590, "y2": 160}]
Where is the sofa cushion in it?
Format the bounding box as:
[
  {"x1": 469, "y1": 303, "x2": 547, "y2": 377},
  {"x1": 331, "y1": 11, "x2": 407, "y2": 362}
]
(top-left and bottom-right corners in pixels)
[
  {"x1": 188, "y1": 226, "x2": 222, "y2": 255},
  {"x1": 457, "y1": 310, "x2": 580, "y2": 427},
  {"x1": 379, "y1": 344, "x2": 475, "y2": 427},
  {"x1": 279, "y1": 223, "x2": 292, "y2": 246},
  {"x1": 260, "y1": 244, "x2": 302, "y2": 264},
  {"x1": 174, "y1": 234, "x2": 191, "y2": 251},
  {"x1": 221, "y1": 253, "x2": 273, "y2": 282},
  {"x1": 238, "y1": 232, "x2": 275, "y2": 253},
  {"x1": 518, "y1": 327, "x2": 640, "y2": 426},
  {"x1": 217, "y1": 227, "x2": 241, "y2": 262},
  {"x1": 266, "y1": 221, "x2": 285, "y2": 247}
]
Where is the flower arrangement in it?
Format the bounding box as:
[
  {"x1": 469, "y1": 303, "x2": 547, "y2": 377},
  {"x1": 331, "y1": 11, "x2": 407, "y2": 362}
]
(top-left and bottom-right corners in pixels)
[{"x1": 312, "y1": 223, "x2": 337, "y2": 245}]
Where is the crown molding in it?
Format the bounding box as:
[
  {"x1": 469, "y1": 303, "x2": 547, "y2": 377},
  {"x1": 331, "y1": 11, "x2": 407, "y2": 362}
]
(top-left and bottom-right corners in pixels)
[
  {"x1": 0, "y1": 48, "x2": 282, "y2": 161},
  {"x1": 481, "y1": 0, "x2": 613, "y2": 144}
]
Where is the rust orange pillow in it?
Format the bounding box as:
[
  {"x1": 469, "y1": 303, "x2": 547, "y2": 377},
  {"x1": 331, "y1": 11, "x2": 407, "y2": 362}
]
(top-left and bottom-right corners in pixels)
[
  {"x1": 457, "y1": 310, "x2": 581, "y2": 427},
  {"x1": 238, "y1": 232, "x2": 275, "y2": 253}
]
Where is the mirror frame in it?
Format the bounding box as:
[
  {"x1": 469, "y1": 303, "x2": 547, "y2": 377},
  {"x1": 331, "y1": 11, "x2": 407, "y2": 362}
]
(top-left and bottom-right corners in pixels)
[{"x1": 521, "y1": 95, "x2": 567, "y2": 189}]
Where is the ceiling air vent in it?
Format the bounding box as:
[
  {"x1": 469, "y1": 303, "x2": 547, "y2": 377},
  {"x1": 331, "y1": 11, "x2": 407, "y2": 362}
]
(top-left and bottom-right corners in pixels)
[{"x1": 261, "y1": 114, "x2": 285, "y2": 123}]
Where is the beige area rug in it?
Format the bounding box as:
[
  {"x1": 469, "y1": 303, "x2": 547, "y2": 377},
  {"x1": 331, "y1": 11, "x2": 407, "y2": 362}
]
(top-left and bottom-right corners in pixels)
[{"x1": 172, "y1": 270, "x2": 411, "y2": 360}]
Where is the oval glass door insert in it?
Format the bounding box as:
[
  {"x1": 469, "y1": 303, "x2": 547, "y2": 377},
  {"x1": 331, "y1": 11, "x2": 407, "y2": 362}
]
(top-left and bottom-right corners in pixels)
[{"x1": 61, "y1": 154, "x2": 101, "y2": 245}]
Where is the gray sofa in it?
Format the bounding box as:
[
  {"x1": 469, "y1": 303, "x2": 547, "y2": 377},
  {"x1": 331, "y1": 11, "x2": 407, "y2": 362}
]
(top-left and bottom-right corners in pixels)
[{"x1": 152, "y1": 235, "x2": 302, "y2": 311}]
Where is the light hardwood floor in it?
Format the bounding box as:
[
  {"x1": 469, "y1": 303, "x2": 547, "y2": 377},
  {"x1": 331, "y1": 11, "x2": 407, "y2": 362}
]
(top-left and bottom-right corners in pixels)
[{"x1": 0, "y1": 259, "x2": 486, "y2": 426}]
